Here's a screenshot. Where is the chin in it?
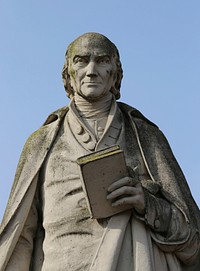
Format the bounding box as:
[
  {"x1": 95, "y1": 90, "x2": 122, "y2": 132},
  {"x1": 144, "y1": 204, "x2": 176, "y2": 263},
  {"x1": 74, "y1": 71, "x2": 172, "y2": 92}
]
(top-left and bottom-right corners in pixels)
[
  {"x1": 79, "y1": 89, "x2": 108, "y2": 101},
  {"x1": 82, "y1": 94, "x2": 102, "y2": 102}
]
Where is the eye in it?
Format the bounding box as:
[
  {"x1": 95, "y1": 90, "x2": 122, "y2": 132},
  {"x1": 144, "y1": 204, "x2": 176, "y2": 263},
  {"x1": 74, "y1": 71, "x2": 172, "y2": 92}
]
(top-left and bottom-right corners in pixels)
[
  {"x1": 73, "y1": 56, "x2": 89, "y2": 65},
  {"x1": 97, "y1": 56, "x2": 111, "y2": 64}
]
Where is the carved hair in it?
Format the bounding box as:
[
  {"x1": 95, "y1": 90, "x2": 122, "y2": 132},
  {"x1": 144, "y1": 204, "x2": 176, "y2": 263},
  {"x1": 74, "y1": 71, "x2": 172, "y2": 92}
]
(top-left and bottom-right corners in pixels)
[{"x1": 62, "y1": 33, "x2": 123, "y2": 100}]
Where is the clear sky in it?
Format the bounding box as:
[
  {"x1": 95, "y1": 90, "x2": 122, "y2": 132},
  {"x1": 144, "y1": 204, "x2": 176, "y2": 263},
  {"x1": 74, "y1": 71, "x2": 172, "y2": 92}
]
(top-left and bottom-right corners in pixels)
[{"x1": 0, "y1": 1, "x2": 199, "y2": 221}]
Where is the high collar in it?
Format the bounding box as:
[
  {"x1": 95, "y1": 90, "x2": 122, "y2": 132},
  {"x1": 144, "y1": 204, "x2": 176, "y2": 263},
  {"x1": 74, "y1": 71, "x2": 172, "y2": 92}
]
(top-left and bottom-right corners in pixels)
[
  {"x1": 73, "y1": 92, "x2": 114, "y2": 119},
  {"x1": 67, "y1": 98, "x2": 123, "y2": 152}
]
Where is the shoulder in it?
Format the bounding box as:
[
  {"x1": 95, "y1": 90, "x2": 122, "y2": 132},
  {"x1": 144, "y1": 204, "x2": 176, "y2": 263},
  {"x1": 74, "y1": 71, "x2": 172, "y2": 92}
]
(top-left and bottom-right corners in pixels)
[
  {"x1": 117, "y1": 101, "x2": 170, "y2": 150},
  {"x1": 26, "y1": 105, "x2": 69, "y2": 143},
  {"x1": 9, "y1": 105, "x2": 69, "y2": 201},
  {"x1": 117, "y1": 101, "x2": 158, "y2": 128},
  {"x1": 19, "y1": 105, "x2": 69, "y2": 162},
  {"x1": 43, "y1": 105, "x2": 69, "y2": 125}
]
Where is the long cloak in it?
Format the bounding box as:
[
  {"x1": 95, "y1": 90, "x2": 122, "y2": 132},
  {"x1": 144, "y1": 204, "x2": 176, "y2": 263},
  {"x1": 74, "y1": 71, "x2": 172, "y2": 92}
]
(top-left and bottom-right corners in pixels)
[{"x1": 0, "y1": 102, "x2": 199, "y2": 271}]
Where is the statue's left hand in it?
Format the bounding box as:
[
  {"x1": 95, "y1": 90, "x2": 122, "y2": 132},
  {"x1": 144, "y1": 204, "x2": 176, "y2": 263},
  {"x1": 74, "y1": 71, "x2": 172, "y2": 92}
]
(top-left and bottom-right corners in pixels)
[{"x1": 107, "y1": 177, "x2": 145, "y2": 215}]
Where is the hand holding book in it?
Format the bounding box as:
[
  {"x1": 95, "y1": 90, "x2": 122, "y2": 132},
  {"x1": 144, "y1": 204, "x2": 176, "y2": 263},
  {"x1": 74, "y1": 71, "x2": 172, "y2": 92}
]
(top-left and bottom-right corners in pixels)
[
  {"x1": 107, "y1": 176, "x2": 145, "y2": 215},
  {"x1": 77, "y1": 145, "x2": 145, "y2": 218}
]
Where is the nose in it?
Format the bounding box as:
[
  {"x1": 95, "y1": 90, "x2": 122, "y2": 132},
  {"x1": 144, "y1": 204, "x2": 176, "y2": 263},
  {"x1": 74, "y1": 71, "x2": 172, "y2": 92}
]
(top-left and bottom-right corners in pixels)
[{"x1": 86, "y1": 61, "x2": 97, "y2": 77}]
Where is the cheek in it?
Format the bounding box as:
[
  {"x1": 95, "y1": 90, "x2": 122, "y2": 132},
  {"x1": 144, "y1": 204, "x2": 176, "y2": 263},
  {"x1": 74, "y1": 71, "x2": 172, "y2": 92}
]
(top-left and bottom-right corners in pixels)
[
  {"x1": 106, "y1": 70, "x2": 116, "y2": 84},
  {"x1": 106, "y1": 70, "x2": 111, "y2": 76},
  {"x1": 73, "y1": 71, "x2": 83, "y2": 84},
  {"x1": 106, "y1": 69, "x2": 114, "y2": 77},
  {"x1": 106, "y1": 64, "x2": 116, "y2": 77}
]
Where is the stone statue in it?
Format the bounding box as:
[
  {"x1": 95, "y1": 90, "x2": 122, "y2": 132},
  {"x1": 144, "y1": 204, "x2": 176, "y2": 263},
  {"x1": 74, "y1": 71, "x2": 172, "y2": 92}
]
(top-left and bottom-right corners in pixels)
[{"x1": 0, "y1": 32, "x2": 200, "y2": 271}]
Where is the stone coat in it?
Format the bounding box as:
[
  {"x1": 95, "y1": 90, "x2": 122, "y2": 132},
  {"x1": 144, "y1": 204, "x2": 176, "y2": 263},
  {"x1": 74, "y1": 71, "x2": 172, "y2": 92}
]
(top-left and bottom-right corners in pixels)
[{"x1": 0, "y1": 102, "x2": 200, "y2": 271}]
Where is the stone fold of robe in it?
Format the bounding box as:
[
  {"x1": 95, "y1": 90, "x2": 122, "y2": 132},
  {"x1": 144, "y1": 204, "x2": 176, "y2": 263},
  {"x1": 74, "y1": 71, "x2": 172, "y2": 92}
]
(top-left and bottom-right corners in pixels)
[{"x1": 0, "y1": 102, "x2": 200, "y2": 271}]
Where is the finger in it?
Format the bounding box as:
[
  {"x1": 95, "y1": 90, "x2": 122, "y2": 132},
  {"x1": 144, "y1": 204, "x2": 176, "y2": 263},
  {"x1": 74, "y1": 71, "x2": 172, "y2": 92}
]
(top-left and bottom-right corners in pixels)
[
  {"x1": 112, "y1": 195, "x2": 145, "y2": 214},
  {"x1": 107, "y1": 186, "x2": 138, "y2": 200},
  {"x1": 112, "y1": 195, "x2": 139, "y2": 207},
  {"x1": 107, "y1": 177, "x2": 129, "y2": 192},
  {"x1": 107, "y1": 177, "x2": 137, "y2": 192}
]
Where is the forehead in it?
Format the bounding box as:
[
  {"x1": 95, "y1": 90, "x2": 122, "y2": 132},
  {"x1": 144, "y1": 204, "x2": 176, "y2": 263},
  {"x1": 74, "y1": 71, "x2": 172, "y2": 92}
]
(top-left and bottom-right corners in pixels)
[{"x1": 69, "y1": 37, "x2": 114, "y2": 58}]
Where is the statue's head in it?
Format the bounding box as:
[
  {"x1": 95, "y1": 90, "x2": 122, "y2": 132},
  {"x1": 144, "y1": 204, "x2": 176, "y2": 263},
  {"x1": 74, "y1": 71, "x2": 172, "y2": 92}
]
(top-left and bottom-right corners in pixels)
[{"x1": 62, "y1": 32, "x2": 123, "y2": 100}]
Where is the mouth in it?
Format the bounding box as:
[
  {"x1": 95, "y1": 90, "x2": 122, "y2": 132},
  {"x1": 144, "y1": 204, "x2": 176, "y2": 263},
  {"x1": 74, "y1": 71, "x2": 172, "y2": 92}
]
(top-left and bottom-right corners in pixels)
[
  {"x1": 82, "y1": 82, "x2": 102, "y2": 87},
  {"x1": 83, "y1": 82, "x2": 101, "y2": 84}
]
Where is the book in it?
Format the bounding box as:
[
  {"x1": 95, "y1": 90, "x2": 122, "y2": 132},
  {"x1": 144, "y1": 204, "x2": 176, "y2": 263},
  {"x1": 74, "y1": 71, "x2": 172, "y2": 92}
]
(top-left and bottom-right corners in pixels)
[{"x1": 76, "y1": 145, "x2": 133, "y2": 219}]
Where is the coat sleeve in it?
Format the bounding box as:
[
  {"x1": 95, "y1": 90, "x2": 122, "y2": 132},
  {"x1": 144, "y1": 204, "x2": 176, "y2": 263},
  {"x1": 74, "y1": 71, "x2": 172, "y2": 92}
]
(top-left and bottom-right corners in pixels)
[
  {"x1": 5, "y1": 195, "x2": 38, "y2": 271},
  {"x1": 131, "y1": 117, "x2": 200, "y2": 265},
  {"x1": 143, "y1": 190, "x2": 199, "y2": 265}
]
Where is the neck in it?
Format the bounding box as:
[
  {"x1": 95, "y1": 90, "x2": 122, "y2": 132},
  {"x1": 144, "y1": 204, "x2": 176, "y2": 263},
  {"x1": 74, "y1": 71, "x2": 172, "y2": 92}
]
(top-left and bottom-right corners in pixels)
[{"x1": 73, "y1": 92, "x2": 114, "y2": 119}]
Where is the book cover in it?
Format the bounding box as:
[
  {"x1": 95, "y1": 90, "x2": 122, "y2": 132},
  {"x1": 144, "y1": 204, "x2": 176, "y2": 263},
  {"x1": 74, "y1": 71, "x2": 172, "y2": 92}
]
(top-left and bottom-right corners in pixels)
[{"x1": 77, "y1": 145, "x2": 133, "y2": 219}]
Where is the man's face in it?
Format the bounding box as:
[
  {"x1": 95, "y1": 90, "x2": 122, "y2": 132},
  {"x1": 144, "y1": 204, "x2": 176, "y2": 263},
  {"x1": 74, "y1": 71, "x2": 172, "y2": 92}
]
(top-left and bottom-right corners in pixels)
[{"x1": 68, "y1": 38, "x2": 117, "y2": 100}]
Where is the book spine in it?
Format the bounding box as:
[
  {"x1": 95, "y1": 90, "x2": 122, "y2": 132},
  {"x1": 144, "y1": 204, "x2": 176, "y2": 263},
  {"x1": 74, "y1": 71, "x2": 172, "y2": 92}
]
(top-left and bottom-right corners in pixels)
[{"x1": 78, "y1": 165, "x2": 94, "y2": 218}]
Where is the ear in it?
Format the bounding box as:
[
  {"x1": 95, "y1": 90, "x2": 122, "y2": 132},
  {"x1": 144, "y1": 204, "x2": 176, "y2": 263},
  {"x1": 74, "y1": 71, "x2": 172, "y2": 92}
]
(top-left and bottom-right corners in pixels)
[
  {"x1": 69, "y1": 76, "x2": 75, "y2": 88},
  {"x1": 111, "y1": 71, "x2": 117, "y2": 88},
  {"x1": 69, "y1": 77, "x2": 72, "y2": 87},
  {"x1": 65, "y1": 65, "x2": 73, "y2": 88},
  {"x1": 110, "y1": 72, "x2": 120, "y2": 99}
]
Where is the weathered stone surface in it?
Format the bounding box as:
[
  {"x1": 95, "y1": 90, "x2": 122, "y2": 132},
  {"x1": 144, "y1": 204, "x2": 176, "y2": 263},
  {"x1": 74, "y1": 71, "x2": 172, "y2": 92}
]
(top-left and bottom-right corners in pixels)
[{"x1": 0, "y1": 33, "x2": 200, "y2": 271}]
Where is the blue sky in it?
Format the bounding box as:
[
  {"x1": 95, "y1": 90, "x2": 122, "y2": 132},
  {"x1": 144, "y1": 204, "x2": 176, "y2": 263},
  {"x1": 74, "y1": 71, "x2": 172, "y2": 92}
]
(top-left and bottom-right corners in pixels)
[{"x1": 0, "y1": 1, "x2": 200, "y2": 221}]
